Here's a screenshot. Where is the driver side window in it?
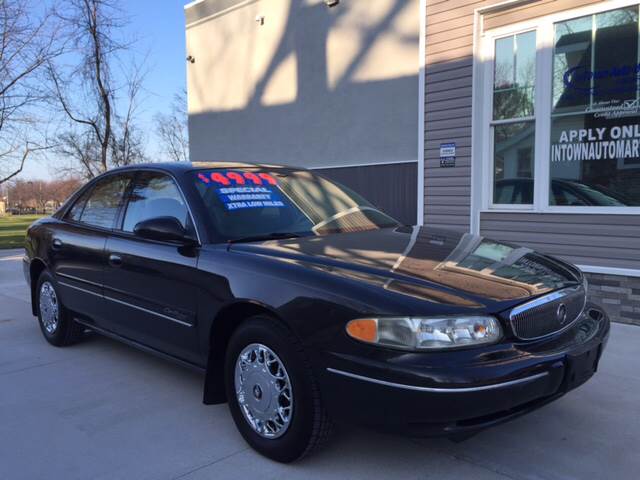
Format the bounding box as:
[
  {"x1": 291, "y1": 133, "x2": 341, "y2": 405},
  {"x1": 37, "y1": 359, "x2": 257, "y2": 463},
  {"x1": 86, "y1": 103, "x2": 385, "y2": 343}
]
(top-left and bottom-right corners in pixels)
[{"x1": 122, "y1": 172, "x2": 190, "y2": 233}]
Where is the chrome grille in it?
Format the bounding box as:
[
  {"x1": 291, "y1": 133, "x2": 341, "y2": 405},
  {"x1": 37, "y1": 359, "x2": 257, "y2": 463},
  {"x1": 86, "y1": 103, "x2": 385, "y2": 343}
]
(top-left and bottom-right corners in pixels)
[{"x1": 509, "y1": 286, "x2": 586, "y2": 340}]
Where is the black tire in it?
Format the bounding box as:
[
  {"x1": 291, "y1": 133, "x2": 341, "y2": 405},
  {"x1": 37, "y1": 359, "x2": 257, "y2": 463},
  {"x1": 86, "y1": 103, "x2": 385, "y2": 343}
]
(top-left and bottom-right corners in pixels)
[
  {"x1": 36, "y1": 270, "x2": 84, "y2": 347},
  {"x1": 224, "y1": 315, "x2": 332, "y2": 463}
]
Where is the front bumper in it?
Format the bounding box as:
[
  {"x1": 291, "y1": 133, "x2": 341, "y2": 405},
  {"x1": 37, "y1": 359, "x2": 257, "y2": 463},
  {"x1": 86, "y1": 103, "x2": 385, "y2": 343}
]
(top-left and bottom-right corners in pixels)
[{"x1": 317, "y1": 304, "x2": 610, "y2": 437}]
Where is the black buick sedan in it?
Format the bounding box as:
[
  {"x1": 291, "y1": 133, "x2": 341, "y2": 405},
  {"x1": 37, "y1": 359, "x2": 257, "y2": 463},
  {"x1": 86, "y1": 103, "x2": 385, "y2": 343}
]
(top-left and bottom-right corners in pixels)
[{"x1": 23, "y1": 162, "x2": 609, "y2": 462}]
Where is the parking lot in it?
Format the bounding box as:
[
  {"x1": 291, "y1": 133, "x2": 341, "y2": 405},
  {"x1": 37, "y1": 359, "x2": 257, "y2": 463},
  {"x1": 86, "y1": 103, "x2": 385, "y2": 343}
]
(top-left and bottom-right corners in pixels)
[{"x1": 1, "y1": 247, "x2": 639, "y2": 480}]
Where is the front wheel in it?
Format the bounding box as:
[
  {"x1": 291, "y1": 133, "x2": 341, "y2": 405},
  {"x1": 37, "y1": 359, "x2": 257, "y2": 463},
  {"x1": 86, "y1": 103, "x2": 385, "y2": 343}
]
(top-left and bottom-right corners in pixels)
[{"x1": 224, "y1": 316, "x2": 332, "y2": 462}]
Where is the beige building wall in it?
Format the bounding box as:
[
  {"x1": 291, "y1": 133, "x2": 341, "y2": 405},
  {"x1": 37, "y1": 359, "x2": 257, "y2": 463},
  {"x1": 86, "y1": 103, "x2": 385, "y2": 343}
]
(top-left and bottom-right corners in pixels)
[
  {"x1": 185, "y1": 0, "x2": 421, "y2": 223},
  {"x1": 185, "y1": 0, "x2": 419, "y2": 167}
]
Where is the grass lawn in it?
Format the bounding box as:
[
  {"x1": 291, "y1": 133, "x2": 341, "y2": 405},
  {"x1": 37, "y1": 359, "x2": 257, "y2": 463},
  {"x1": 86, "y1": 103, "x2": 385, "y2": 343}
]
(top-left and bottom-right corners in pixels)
[{"x1": 0, "y1": 215, "x2": 45, "y2": 249}]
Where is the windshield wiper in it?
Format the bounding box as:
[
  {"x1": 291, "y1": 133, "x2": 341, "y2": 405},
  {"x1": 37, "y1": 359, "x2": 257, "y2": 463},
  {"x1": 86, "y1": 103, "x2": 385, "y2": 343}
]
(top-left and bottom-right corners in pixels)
[{"x1": 227, "y1": 232, "x2": 305, "y2": 245}]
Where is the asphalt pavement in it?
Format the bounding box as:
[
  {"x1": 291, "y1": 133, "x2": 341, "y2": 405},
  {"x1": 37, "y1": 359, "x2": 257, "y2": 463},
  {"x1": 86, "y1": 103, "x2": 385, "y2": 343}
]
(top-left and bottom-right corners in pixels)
[{"x1": 1, "y1": 248, "x2": 638, "y2": 480}]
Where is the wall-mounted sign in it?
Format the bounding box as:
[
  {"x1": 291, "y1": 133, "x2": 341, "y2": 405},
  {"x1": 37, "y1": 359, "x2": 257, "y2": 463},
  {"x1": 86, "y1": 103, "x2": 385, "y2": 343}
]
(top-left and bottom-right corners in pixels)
[{"x1": 440, "y1": 142, "x2": 456, "y2": 168}]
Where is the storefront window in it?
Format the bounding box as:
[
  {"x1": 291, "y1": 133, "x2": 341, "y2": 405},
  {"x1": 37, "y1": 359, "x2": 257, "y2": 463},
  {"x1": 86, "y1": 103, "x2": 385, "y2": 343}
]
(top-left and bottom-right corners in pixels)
[
  {"x1": 493, "y1": 122, "x2": 535, "y2": 204},
  {"x1": 550, "y1": 6, "x2": 640, "y2": 206},
  {"x1": 492, "y1": 31, "x2": 536, "y2": 204},
  {"x1": 494, "y1": 32, "x2": 536, "y2": 120}
]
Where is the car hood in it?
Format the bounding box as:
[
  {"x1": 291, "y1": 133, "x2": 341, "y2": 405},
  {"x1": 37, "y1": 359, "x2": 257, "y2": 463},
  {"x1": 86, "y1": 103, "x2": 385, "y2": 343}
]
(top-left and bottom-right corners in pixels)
[{"x1": 227, "y1": 226, "x2": 582, "y2": 311}]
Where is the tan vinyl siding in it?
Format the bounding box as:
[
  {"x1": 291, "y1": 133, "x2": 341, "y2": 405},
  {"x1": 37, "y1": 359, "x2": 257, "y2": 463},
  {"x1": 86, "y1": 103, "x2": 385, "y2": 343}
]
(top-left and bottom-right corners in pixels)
[
  {"x1": 480, "y1": 213, "x2": 640, "y2": 270},
  {"x1": 483, "y1": 0, "x2": 602, "y2": 31},
  {"x1": 424, "y1": 0, "x2": 480, "y2": 231}
]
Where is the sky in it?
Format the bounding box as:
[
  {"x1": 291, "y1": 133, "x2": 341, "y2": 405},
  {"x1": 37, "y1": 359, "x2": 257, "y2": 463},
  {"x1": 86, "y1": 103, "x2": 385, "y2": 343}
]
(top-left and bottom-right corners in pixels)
[{"x1": 21, "y1": 0, "x2": 190, "y2": 180}]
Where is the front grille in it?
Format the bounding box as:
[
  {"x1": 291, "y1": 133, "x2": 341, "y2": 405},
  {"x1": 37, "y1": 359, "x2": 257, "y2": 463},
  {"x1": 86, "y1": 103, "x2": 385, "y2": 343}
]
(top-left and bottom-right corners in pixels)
[{"x1": 509, "y1": 286, "x2": 586, "y2": 340}]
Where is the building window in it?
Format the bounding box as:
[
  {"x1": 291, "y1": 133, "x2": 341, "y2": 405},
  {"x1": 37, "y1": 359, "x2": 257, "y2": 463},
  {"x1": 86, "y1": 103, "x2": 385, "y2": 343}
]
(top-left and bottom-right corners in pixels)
[
  {"x1": 492, "y1": 31, "x2": 536, "y2": 205},
  {"x1": 481, "y1": 2, "x2": 640, "y2": 213},
  {"x1": 550, "y1": 5, "x2": 640, "y2": 206}
]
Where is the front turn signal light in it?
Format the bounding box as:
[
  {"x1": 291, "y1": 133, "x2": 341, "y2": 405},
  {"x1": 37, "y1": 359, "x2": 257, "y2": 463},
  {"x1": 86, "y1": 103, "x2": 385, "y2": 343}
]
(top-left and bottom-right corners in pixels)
[{"x1": 346, "y1": 318, "x2": 378, "y2": 343}]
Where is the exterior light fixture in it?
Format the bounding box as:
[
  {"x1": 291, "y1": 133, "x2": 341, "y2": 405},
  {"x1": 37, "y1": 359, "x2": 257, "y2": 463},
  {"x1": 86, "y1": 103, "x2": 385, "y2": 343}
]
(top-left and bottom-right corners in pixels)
[
  {"x1": 325, "y1": 0, "x2": 339, "y2": 7},
  {"x1": 186, "y1": 55, "x2": 195, "y2": 64}
]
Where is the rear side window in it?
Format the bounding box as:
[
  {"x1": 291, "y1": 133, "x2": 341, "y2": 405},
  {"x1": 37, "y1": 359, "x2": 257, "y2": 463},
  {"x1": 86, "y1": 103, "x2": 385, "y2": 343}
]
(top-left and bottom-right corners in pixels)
[
  {"x1": 122, "y1": 172, "x2": 189, "y2": 232},
  {"x1": 79, "y1": 175, "x2": 131, "y2": 229},
  {"x1": 66, "y1": 189, "x2": 92, "y2": 222}
]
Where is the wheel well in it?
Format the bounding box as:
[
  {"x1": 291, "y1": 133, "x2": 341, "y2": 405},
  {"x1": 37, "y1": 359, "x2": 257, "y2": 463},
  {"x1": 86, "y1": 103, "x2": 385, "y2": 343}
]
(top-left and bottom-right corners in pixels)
[
  {"x1": 29, "y1": 259, "x2": 47, "y2": 316},
  {"x1": 203, "y1": 301, "x2": 280, "y2": 405}
]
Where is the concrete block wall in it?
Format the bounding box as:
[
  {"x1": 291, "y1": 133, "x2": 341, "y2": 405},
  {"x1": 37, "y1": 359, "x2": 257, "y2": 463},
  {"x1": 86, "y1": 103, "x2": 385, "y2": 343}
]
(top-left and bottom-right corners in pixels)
[{"x1": 586, "y1": 273, "x2": 640, "y2": 326}]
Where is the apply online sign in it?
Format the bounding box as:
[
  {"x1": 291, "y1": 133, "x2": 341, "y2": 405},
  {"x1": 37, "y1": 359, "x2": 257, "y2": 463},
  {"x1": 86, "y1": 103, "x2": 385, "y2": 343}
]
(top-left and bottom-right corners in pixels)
[{"x1": 551, "y1": 124, "x2": 640, "y2": 163}]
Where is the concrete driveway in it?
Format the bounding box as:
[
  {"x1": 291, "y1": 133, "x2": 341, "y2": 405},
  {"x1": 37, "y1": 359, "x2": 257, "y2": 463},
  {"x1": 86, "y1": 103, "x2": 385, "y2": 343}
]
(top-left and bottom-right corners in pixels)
[{"x1": 1, "y1": 248, "x2": 638, "y2": 480}]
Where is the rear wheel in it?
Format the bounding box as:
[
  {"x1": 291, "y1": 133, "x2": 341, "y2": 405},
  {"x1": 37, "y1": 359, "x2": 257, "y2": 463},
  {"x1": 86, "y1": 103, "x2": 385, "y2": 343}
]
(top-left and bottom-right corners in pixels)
[
  {"x1": 224, "y1": 316, "x2": 332, "y2": 462},
  {"x1": 36, "y1": 271, "x2": 84, "y2": 346}
]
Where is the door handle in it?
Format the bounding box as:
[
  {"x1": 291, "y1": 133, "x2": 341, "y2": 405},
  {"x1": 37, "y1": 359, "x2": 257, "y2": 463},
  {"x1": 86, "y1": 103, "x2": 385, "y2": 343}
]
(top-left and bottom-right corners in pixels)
[
  {"x1": 52, "y1": 238, "x2": 63, "y2": 250},
  {"x1": 108, "y1": 254, "x2": 123, "y2": 267}
]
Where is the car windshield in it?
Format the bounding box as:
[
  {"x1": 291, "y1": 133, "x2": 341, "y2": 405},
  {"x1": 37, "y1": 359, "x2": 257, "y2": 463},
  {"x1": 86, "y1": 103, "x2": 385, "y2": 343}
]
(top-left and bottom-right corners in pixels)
[{"x1": 192, "y1": 168, "x2": 399, "y2": 242}]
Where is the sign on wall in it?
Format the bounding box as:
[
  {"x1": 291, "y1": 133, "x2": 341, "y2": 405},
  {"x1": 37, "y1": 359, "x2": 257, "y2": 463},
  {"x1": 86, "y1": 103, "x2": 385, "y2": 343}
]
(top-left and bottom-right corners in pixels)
[{"x1": 439, "y1": 142, "x2": 456, "y2": 168}]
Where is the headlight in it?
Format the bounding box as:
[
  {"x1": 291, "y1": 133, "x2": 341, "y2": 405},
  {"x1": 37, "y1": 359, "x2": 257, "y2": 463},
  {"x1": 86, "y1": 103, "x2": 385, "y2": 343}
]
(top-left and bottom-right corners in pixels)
[{"x1": 346, "y1": 316, "x2": 502, "y2": 350}]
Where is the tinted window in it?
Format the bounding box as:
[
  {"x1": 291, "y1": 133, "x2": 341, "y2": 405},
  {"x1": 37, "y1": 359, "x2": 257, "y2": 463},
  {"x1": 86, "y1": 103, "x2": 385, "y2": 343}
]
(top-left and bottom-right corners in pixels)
[
  {"x1": 79, "y1": 175, "x2": 131, "y2": 228},
  {"x1": 123, "y1": 172, "x2": 189, "y2": 232}
]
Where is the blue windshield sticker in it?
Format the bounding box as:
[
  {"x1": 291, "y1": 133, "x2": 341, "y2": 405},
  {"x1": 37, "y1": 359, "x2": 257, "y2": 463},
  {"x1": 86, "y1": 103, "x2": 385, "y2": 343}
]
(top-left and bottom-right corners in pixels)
[{"x1": 216, "y1": 186, "x2": 286, "y2": 210}]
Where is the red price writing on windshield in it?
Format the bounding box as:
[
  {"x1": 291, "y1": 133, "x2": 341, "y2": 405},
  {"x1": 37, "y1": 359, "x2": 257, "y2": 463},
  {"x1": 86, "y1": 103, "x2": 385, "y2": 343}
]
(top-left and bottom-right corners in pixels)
[{"x1": 198, "y1": 171, "x2": 278, "y2": 186}]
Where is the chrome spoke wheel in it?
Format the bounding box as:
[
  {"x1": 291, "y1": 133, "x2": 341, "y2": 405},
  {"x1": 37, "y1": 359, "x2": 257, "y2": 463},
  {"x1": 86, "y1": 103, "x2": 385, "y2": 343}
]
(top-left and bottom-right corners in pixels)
[
  {"x1": 39, "y1": 281, "x2": 59, "y2": 334},
  {"x1": 234, "y1": 343, "x2": 293, "y2": 439}
]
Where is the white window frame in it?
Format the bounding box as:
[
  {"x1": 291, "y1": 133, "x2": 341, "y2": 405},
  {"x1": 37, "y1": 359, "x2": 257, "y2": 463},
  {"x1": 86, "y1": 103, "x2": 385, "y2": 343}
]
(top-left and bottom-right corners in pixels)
[
  {"x1": 482, "y1": 28, "x2": 539, "y2": 211},
  {"x1": 476, "y1": 0, "x2": 640, "y2": 216}
]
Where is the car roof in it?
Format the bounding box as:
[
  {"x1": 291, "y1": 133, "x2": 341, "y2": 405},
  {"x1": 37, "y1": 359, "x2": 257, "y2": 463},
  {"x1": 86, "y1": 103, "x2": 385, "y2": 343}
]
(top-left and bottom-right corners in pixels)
[{"x1": 107, "y1": 161, "x2": 297, "y2": 175}]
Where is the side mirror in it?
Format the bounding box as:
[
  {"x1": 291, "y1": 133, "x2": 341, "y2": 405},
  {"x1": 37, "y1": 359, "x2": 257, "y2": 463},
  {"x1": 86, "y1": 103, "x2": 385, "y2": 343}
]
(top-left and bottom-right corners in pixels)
[{"x1": 133, "y1": 216, "x2": 197, "y2": 245}]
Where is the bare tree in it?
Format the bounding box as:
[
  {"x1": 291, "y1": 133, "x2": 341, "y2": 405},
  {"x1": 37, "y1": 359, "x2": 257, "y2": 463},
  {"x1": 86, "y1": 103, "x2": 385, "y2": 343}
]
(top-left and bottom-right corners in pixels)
[
  {"x1": 0, "y1": 1, "x2": 61, "y2": 185},
  {"x1": 110, "y1": 64, "x2": 147, "y2": 167},
  {"x1": 154, "y1": 89, "x2": 189, "y2": 163},
  {"x1": 55, "y1": 130, "x2": 102, "y2": 180},
  {"x1": 49, "y1": 177, "x2": 83, "y2": 204},
  {"x1": 48, "y1": 0, "x2": 147, "y2": 178},
  {"x1": 7, "y1": 176, "x2": 82, "y2": 213}
]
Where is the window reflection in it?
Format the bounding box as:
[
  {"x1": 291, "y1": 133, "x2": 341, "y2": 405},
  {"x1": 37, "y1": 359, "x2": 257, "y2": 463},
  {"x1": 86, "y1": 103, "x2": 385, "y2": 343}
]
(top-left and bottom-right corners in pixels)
[
  {"x1": 194, "y1": 169, "x2": 399, "y2": 241},
  {"x1": 123, "y1": 173, "x2": 189, "y2": 232},
  {"x1": 551, "y1": 6, "x2": 640, "y2": 206},
  {"x1": 386, "y1": 230, "x2": 574, "y2": 301},
  {"x1": 441, "y1": 235, "x2": 572, "y2": 291},
  {"x1": 492, "y1": 31, "x2": 536, "y2": 205},
  {"x1": 79, "y1": 176, "x2": 131, "y2": 229},
  {"x1": 493, "y1": 31, "x2": 536, "y2": 120},
  {"x1": 493, "y1": 122, "x2": 535, "y2": 204}
]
